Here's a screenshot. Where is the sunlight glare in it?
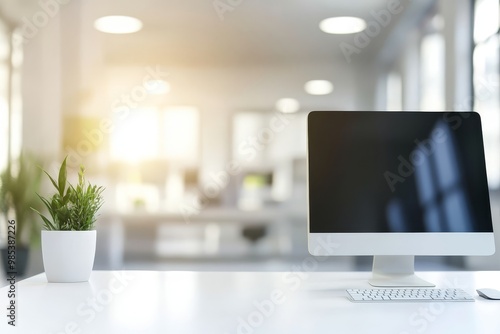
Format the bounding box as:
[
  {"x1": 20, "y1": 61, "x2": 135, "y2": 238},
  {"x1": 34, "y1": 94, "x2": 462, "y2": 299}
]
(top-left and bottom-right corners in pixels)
[{"x1": 111, "y1": 108, "x2": 160, "y2": 162}]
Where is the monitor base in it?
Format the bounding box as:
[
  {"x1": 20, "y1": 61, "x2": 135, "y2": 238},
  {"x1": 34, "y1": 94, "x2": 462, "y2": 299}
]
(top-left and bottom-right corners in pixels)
[{"x1": 368, "y1": 255, "x2": 435, "y2": 287}]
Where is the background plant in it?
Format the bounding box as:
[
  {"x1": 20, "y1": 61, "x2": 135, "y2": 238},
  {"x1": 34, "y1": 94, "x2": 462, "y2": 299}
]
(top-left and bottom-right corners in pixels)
[
  {"x1": 33, "y1": 157, "x2": 104, "y2": 231},
  {"x1": 0, "y1": 152, "x2": 43, "y2": 246}
]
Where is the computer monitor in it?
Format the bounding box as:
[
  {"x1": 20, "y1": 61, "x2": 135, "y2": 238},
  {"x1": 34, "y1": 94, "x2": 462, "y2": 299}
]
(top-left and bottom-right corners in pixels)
[{"x1": 307, "y1": 111, "x2": 495, "y2": 287}]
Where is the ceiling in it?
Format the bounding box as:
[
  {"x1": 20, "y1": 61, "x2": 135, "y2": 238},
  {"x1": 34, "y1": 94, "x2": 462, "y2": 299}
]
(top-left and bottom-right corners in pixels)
[
  {"x1": 0, "y1": 0, "x2": 416, "y2": 112},
  {"x1": 82, "y1": 0, "x2": 396, "y2": 67}
]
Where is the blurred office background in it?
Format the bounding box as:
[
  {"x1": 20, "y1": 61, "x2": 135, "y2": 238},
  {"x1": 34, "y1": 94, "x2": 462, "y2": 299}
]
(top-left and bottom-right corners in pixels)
[{"x1": 0, "y1": 0, "x2": 499, "y2": 281}]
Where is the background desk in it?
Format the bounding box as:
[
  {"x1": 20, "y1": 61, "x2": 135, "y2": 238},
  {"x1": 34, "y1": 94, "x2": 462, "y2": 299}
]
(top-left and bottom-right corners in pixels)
[
  {"x1": 97, "y1": 208, "x2": 306, "y2": 267},
  {"x1": 1, "y1": 271, "x2": 500, "y2": 333}
]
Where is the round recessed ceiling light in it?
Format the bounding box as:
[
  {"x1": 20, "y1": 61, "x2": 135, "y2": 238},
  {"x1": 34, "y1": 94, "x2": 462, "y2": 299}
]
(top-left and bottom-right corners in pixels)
[
  {"x1": 304, "y1": 80, "x2": 334, "y2": 95},
  {"x1": 94, "y1": 16, "x2": 143, "y2": 34},
  {"x1": 275, "y1": 98, "x2": 300, "y2": 113},
  {"x1": 319, "y1": 16, "x2": 367, "y2": 34}
]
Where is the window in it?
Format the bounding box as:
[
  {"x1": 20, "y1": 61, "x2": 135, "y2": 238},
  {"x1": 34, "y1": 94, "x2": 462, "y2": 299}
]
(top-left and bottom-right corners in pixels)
[
  {"x1": 110, "y1": 108, "x2": 160, "y2": 162},
  {"x1": 110, "y1": 106, "x2": 199, "y2": 164},
  {"x1": 0, "y1": 22, "x2": 9, "y2": 172},
  {"x1": 163, "y1": 106, "x2": 199, "y2": 164},
  {"x1": 473, "y1": 0, "x2": 500, "y2": 188},
  {"x1": 420, "y1": 33, "x2": 446, "y2": 110},
  {"x1": 0, "y1": 26, "x2": 23, "y2": 172}
]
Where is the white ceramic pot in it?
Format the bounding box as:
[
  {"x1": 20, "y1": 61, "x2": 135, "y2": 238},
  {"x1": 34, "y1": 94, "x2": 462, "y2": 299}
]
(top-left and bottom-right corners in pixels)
[{"x1": 41, "y1": 230, "x2": 96, "y2": 283}]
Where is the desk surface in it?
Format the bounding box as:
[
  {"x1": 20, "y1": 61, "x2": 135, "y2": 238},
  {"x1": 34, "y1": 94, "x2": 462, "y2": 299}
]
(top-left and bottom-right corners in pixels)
[{"x1": 1, "y1": 271, "x2": 500, "y2": 334}]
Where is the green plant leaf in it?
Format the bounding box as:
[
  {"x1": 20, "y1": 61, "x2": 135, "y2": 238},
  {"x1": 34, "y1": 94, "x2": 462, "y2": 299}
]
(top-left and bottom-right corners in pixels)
[
  {"x1": 63, "y1": 190, "x2": 71, "y2": 204},
  {"x1": 36, "y1": 193, "x2": 52, "y2": 212},
  {"x1": 79, "y1": 166, "x2": 85, "y2": 186},
  {"x1": 58, "y1": 157, "x2": 67, "y2": 197},
  {"x1": 43, "y1": 170, "x2": 59, "y2": 191},
  {"x1": 31, "y1": 208, "x2": 56, "y2": 230}
]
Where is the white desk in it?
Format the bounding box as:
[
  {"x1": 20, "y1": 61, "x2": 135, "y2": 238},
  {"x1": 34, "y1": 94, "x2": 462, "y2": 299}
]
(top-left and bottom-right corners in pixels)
[{"x1": 1, "y1": 271, "x2": 500, "y2": 333}]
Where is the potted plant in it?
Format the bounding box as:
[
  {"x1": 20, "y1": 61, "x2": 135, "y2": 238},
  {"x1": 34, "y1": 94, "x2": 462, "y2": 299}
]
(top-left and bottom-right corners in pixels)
[
  {"x1": 0, "y1": 153, "x2": 43, "y2": 277},
  {"x1": 33, "y1": 157, "x2": 104, "y2": 282}
]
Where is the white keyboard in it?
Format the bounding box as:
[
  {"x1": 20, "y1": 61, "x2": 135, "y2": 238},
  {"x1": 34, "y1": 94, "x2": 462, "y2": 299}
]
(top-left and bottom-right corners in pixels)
[{"x1": 346, "y1": 288, "x2": 475, "y2": 303}]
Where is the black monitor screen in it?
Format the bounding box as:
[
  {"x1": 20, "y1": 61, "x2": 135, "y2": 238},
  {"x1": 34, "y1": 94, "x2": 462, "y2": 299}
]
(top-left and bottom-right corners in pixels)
[{"x1": 308, "y1": 111, "x2": 493, "y2": 233}]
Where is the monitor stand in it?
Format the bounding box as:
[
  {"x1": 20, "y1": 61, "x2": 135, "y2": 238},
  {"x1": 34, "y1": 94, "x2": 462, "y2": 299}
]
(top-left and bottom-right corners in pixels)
[{"x1": 369, "y1": 256, "x2": 435, "y2": 287}]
